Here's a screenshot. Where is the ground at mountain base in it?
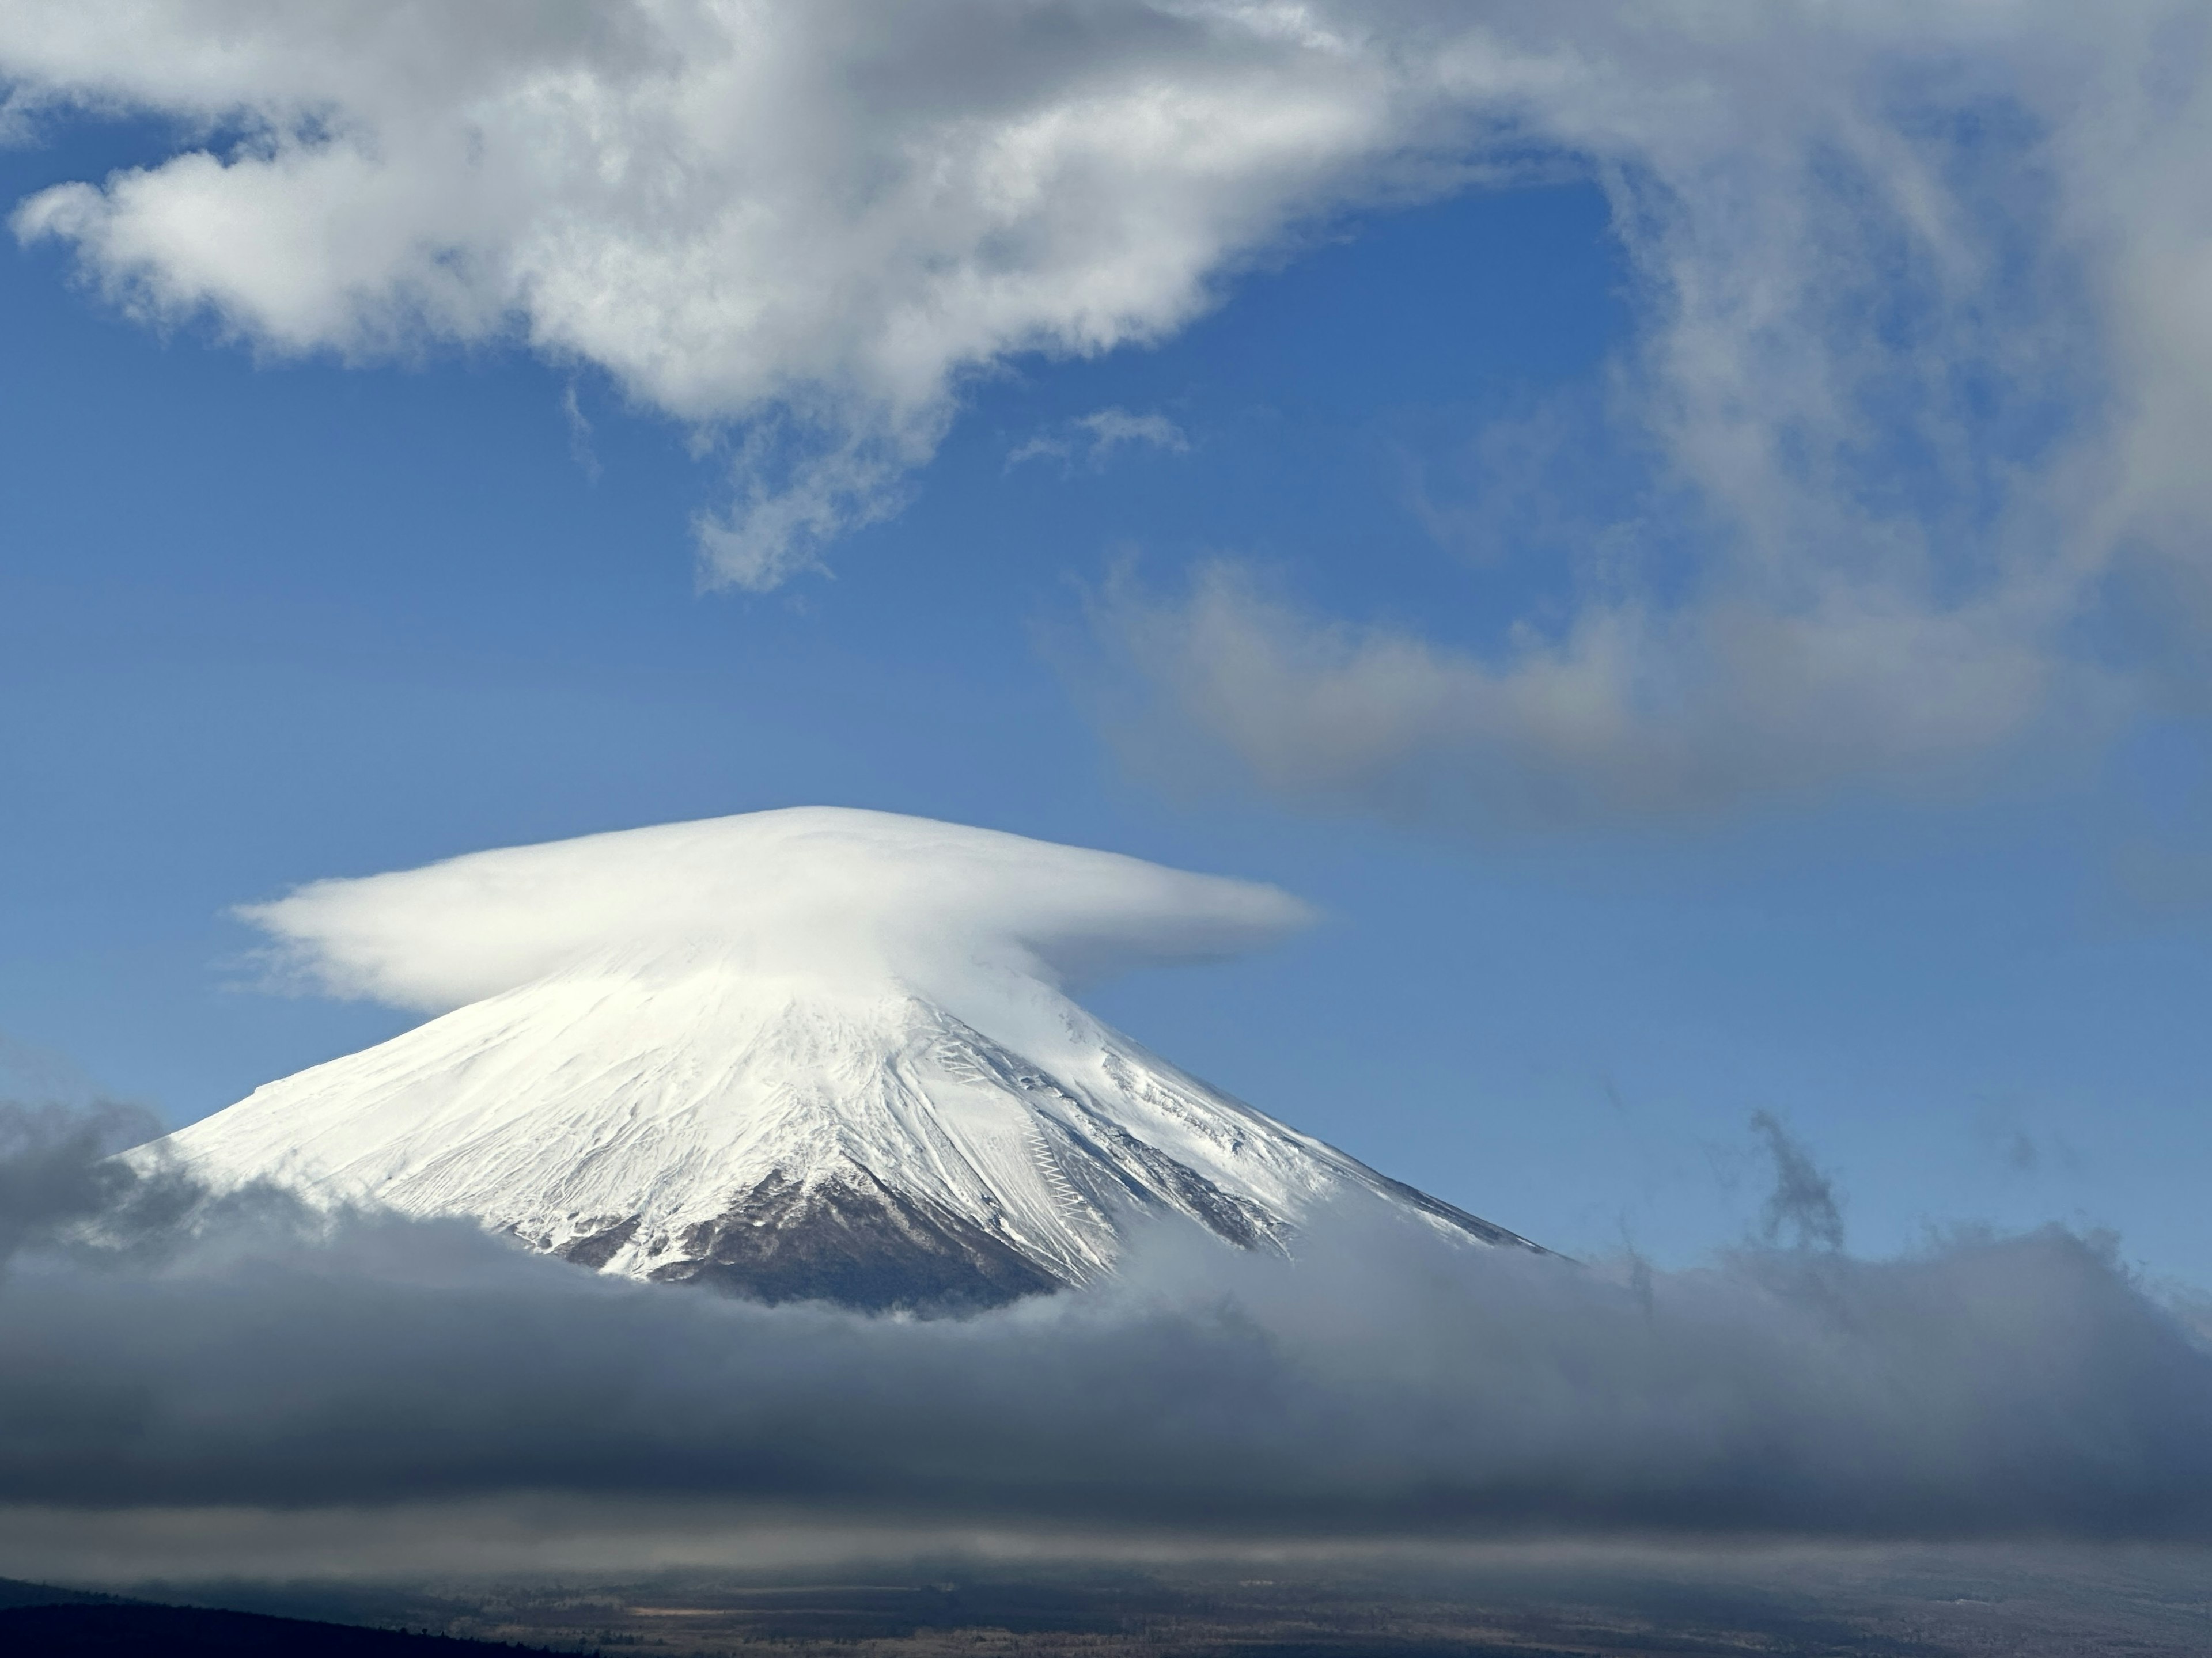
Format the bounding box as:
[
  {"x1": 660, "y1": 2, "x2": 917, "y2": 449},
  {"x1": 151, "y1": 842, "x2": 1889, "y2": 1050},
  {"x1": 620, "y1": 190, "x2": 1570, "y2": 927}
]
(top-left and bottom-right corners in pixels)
[{"x1": 71, "y1": 1547, "x2": 2212, "y2": 1658}]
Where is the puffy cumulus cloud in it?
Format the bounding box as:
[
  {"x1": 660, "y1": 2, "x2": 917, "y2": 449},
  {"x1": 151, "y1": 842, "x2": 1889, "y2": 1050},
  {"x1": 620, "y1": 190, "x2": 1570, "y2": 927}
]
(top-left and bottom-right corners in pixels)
[
  {"x1": 240, "y1": 806, "x2": 1314, "y2": 1013},
  {"x1": 0, "y1": 0, "x2": 1473, "y2": 589},
  {"x1": 6, "y1": 4, "x2": 2212, "y2": 815},
  {"x1": 1, "y1": 1101, "x2": 2209, "y2": 1541}
]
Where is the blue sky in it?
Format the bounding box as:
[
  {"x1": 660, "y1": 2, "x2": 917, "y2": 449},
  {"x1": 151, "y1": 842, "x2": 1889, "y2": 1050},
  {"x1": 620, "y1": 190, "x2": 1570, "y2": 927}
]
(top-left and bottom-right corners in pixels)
[{"x1": 2, "y1": 5, "x2": 2209, "y2": 1284}]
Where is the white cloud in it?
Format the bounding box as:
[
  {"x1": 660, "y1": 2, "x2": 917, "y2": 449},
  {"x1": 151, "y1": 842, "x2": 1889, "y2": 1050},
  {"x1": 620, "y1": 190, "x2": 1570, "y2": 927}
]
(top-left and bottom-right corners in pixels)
[
  {"x1": 1008, "y1": 406, "x2": 1190, "y2": 472},
  {"x1": 1097, "y1": 562, "x2": 2096, "y2": 825},
  {"x1": 0, "y1": 1, "x2": 1468, "y2": 586},
  {"x1": 1088, "y1": 4, "x2": 2212, "y2": 824},
  {"x1": 241, "y1": 806, "x2": 1313, "y2": 1013},
  {"x1": 4, "y1": 4, "x2": 2211, "y2": 818}
]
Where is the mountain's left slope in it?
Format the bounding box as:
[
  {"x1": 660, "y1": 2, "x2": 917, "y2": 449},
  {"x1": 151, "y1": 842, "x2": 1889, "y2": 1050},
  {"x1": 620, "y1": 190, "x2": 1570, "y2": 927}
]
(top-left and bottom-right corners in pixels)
[{"x1": 141, "y1": 809, "x2": 1541, "y2": 1309}]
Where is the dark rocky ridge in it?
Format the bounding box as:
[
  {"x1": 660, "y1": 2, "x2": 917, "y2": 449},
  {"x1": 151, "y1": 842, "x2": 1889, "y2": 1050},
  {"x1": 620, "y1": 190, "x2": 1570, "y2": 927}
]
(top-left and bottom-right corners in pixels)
[
  {"x1": 646, "y1": 1167, "x2": 1064, "y2": 1311},
  {"x1": 556, "y1": 1159, "x2": 1546, "y2": 1314}
]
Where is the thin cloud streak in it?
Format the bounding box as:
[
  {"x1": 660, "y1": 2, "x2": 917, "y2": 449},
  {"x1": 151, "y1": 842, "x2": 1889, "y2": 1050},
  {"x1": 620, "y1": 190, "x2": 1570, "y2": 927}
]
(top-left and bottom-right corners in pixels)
[{"x1": 1009, "y1": 408, "x2": 1190, "y2": 473}]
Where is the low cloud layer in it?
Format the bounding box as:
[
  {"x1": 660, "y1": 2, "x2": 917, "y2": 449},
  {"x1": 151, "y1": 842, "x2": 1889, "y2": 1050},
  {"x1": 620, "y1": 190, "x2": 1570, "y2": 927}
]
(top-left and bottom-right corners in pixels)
[{"x1": 2, "y1": 1101, "x2": 2207, "y2": 1545}]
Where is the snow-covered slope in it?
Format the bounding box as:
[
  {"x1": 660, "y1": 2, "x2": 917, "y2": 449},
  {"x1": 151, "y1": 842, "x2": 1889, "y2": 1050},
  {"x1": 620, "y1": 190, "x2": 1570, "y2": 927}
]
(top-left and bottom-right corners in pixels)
[{"x1": 143, "y1": 810, "x2": 1541, "y2": 1307}]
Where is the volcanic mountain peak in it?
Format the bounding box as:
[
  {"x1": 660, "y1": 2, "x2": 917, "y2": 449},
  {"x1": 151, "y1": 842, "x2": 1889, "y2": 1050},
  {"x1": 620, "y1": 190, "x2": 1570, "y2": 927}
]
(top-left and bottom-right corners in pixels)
[{"x1": 145, "y1": 810, "x2": 1541, "y2": 1308}]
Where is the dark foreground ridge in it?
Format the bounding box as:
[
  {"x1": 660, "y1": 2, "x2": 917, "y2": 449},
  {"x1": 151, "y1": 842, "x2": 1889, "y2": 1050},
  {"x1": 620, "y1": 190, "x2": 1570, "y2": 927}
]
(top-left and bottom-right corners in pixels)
[{"x1": 0, "y1": 1580, "x2": 559, "y2": 1657}]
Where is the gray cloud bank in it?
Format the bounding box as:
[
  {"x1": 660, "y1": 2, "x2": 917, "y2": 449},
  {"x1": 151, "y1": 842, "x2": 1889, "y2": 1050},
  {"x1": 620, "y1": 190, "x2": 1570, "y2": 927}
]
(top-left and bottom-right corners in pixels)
[{"x1": 1, "y1": 1104, "x2": 2206, "y2": 1541}]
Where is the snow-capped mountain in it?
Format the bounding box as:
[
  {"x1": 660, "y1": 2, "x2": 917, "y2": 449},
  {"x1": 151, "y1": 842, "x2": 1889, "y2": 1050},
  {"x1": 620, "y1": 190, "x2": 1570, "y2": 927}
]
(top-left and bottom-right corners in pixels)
[{"x1": 143, "y1": 810, "x2": 1541, "y2": 1308}]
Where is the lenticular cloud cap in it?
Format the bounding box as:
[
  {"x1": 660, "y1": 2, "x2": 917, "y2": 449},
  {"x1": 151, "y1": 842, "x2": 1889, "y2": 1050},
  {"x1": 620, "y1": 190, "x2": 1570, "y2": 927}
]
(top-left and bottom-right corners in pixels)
[{"x1": 242, "y1": 806, "x2": 1316, "y2": 1013}]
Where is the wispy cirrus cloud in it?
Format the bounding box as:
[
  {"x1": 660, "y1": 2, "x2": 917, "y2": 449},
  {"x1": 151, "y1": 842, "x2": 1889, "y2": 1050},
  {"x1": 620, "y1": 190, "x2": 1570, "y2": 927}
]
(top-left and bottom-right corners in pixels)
[
  {"x1": 1009, "y1": 408, "x2": 1191, "y2": 474},
  {"x1": 1092, "y1": 559, "x2": 2086, "y2": 827}
]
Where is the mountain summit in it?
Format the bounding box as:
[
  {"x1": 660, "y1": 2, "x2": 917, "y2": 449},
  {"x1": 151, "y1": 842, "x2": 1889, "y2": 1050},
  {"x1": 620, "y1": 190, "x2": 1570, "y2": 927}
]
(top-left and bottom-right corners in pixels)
[{"x1": 146, "y1": 810, "x2": 1540, "y2": 1309}]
